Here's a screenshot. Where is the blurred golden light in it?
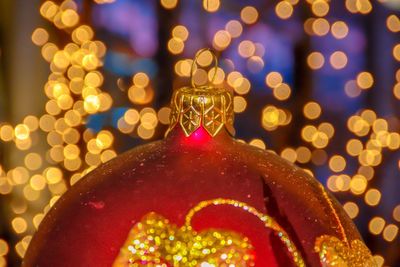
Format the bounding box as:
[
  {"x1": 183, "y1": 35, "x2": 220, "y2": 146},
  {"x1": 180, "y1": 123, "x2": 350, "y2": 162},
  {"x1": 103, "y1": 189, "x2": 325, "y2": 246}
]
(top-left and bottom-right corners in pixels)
[
  {"x1": 372, "y1": 118, "x2": 388, "y2": 133},
  {"x1": 116, "y1": 118, "x2": 133, "y2": 135},
  {"x1": 61, "y1": 9, "x2": 79, "y2": 27},
  {"x1": 303, "y1": 102, "x2": 321, "y2": 120},
  {"x1": 124, "y1": 109, "x2": 140, "y2": 125},
  {"x1": 31, "y1": 28, "x2": 49, "y2": 46},
  {"x1": 329, "y1": 155, "x2": 346, "y2": 172},
  {"x1": 196, "y1": 50, "x2": 213, "y2": 67},
  {"x1": 301, "y1": 125, "x2": 317, "y2": 142},
  {"x1": 192, "y1": 69, "x2": 208, "y2": 86},
  {"x1": 240, "y1": 6, "x2": 259, "y2": 24},
  {"x1": 84, "y1": 95, "x2": 100, "y2": 113},
  {"x1": 273, "y1": 83, "x2": 291, "y2": 101},
  {"x1": 157, "y1": 107, "x2": 171, "y2": 125},
  {"x1": 233, "y1": 96, "x2": 247, "y2": 113},
  {"x1": 249, "y1": 139, "x2": 266, "y2": 150},
  {"x1": 24, "y1": 153, "x2": 42, "y2": 171},
  {"x1": 168, "y1": 37, "x2": 184, "y2": 55},
  {"x1": 14, "y1": 124, "x2": 30, "y2": 141},
  {"x1": 312, "y1": 131, "x2": 329, "y2": 148},
  {"x1": 265, "y1": 72, "x2": 283, "y2": 88},
  {"x1": 383, "y1": 224, "x2": 398, "y2": 242},
  {"x1": 387, "y1": 15, "x2": 400, "y2": 33},
  {"x1": 356, "y1": 72, "x2": 374, "y2": 89},
  {"x1": 356, "y1": 0, "x2": 373, "y2": 14},
  {"x1": 12, "y1": 217, "x2": 27, "y2": 234},
  {"x1": 213, "y1": 30, "x2": 231, "y2": 50},
  {"x1": 96, "y1": 131, "x2": 113, "y2": 149},
  {"x1": 275, "y1": 1, "x2": 293, "y2": 20},
  {"x1": 281, "y1": 148, "x2": 297, "y2": 163},
  {"x1": 233, "y1": 77, "x2": 251, "y2": 95},
  {"x1": 172, "y1": 25, "x2": 189, "y2": 41},
  {"x1": 335, "y1": 174, "x2": 351, "y2": 191},
  {"x1": 160, "y1": 0, "x2": 178, "y2": 9},
  {"x1": 262, "y1": 106, "x2": 290, "y2": 131},
  {"x1": 63, "y1": 144, "x2": 80, "y2": 160},
  {"x1": 296, "y1": 146, "x2": 312, "y2": 164},
  {"x1": 227, "y1": 71, "x2": 242, "y2": 87},
  {"x1": 100, "y1": 150, "x2": 117, "y2": 163},
  {"x1": 85, "y1": 71, "x2": 103, "y2": 87},
  {"x1": 44, "y1": 167, "x2": 63, "y2": 184},
  {"x1": 0, "y1": 125, "x2": 14, "y2": 142},
  {"x1": 346, "y1": 139, "x2": 363, "y2": 156},
  {"x1": 225, "y1": 20, "x2": 243, "y2": 38},
  {"x1": 369, "y1": 217, "x2": 386, "y2": 235},
  {"x1": 41, "y1": 43, "x2": 59, "y2": 63},
  {"x1": 318, "y1": 122, "x2": 334, "y2": 138},
  {"x1": 343, "y1": 202, "x2": 359, "y2": 219},
  {"x1": 393, "y1": 44, "x2": 400, "y2": 61},
  {"x1": 394, "y1": 83, "x2": 400, "y2": 99},
  {"x1": 140, "y1": 111, "x2": 158, "y2": 130},
  {"x1": 133, "y1": 72, "x2": 150, "y2": 88},
  {"x1": 350, "y1": 174, "x2": 367, "y2": 195},
  {"x1": 53, "y1": 51, "x2": 70, "y2": 69},
  {"x1": 307, "y1": 52, "x2": 325, "y2": 70},
  {"x1": 311, "y1": 0, "x2": 330, "y2": 17},
  {"x1": 40, "y1": 1, "x2": 58, "y2": 20},
  {"x1": 64, "y1": 158, "x2": 82, "y2": 171},
  {"x1": 208, "y1": 67, "x2": 225, "y2": 84},
  {"x1": 94, "y1": 0, "x2": 116, "y2": 3},
  {"x1": 203, "y1": 0, "x2": 220, "y2": 12},
  {"x1": 312, "y1": 18, "x2": 330, "y2": 36},
  {"x1": 137, "y1": 124, "x2": 155, "y2": 140},
  {"x1": 331, "y1": 21, "x2": 349, "y2": 39},
  {"x1": 365, "y1": 189, "x2": 381, "y2": 206},
  {"x1": 393, "y1": 205, "x2": 400, "y2": 222},
  {"x1": 238, "y1": 40, "x2": 256, "y2": 58},
  {"x1": 72, "y1": 25, "x2": 94, "y2": 45},
  {"x1": 0, "y1": 240, "x2": 9, "y2": 256},
  {"x1": 330, "y1": 51, "x2": 348, "y2": 69},
  {"x1": 30, "y1": 175, "x2": 46, "y2": 191},
  {"x1": 247, "y1": 56, "x2": 264, "y2": 73}
]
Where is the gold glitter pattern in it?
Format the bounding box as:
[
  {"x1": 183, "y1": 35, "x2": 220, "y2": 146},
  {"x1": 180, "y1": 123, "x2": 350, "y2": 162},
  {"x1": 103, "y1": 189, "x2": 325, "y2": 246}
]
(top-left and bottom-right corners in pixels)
[
  {"x1": 186, "y1": 198, "x2": 305, "y2": 267},
  {"x1": 315, "y1": 235, "x2": 377, "y2": 267},
  {"x1": 112, "y1": 212, "x2": 255, "y2": 266},
  {"x1": 113, "y1": 198, "x2": 305, "y2": 267},
  {"x1": 167, "y1": 86, "x2": 234, "y2": 137}
]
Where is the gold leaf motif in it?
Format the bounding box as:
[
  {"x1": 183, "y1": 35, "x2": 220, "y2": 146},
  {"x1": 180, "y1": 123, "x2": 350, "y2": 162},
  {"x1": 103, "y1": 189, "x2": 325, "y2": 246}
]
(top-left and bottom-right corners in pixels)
[{"x1": 315, "y1": 235, "x2": 376, "y2": 267}]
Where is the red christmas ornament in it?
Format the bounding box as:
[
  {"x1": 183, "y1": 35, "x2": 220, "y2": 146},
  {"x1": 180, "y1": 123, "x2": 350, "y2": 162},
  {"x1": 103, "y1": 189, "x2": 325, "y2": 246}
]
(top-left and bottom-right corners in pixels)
[{"x1": 23, "y1": 49, "x2": 375, "y2": 267}]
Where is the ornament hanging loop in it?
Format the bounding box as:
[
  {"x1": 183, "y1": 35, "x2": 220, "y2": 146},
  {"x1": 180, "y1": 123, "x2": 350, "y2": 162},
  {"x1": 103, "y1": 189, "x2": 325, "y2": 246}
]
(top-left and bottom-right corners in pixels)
[{"x1": 190, "y1": 48, "x2": 219, "y2": 88}]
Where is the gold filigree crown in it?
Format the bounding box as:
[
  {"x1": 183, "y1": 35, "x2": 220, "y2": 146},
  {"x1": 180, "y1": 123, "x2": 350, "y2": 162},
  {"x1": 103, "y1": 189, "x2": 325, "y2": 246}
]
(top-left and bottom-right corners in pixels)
[{"x1": 167, "y1": 49, "x2": 235, "y2": 137}]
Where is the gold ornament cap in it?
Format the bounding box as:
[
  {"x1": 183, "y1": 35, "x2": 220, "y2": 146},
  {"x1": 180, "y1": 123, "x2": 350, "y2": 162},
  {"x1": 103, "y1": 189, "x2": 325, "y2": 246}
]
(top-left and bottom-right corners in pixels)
[{"x1": 167, "y1": 49, "x2": 234, "y2": 137}]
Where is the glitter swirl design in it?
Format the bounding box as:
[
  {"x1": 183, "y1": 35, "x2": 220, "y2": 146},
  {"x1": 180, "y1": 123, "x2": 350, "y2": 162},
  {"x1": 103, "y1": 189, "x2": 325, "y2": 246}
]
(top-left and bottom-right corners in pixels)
[
  {"x1": 113, "y1": 198, "x2": 305, "y2": 267},
  {"x1": 315, "y1": 235, "x2": 377, "y2": 267}
]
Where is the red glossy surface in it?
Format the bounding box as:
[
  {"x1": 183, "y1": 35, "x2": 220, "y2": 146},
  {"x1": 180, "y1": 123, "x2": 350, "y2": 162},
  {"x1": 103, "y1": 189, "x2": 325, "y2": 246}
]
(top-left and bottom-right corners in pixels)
[{"x1": 23, "y1": 128, "x2": 362, "y2": 266}]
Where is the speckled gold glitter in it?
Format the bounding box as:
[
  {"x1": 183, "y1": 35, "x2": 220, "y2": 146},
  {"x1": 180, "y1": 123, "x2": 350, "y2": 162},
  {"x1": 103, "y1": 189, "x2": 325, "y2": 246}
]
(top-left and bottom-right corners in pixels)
[
  {"x1": 113, "y1": 198, "x2": 305, "y2": 267},
  {"x1": 315, "y1": 235, "x2": 377, "y2": 267},
  {"x1": 112, "y1": 212, "x2": 255, "y2": 266}
]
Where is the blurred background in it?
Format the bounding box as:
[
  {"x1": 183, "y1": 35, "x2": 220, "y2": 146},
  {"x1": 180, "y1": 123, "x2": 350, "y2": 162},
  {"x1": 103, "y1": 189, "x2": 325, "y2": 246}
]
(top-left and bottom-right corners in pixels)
[{"x1": 0, "y1": 0, "x2": 399, "y2": 266}]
